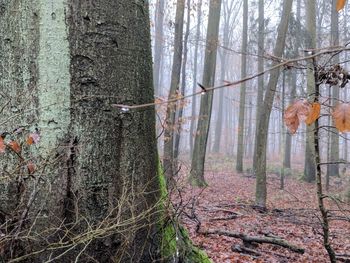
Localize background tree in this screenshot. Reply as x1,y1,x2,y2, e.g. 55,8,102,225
174,0,191,169
153,0,165,95
190,0,222,186
236,0,248,172
163,0,185,181
255,0,293,208
189,0,203,155
253,0,265,175
303,0,317,183
327,0,340,180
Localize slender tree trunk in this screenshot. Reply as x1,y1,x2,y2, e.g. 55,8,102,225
189,0,203,156
284,70,297,169
174,0,191,168
190,0,222,186
284,0,300,170
163,0,185,181
213,0,234,153
236,0,248,172
153,0,165,95
255,0,293,208
312,57,337,263
328,0,340,179
303,0,317,183
0,1,159,262
253,0,264,174
212,51,226,153
281,70,286,189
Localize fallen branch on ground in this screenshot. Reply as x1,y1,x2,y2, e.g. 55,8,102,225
200,229,305,254
231,244,261,257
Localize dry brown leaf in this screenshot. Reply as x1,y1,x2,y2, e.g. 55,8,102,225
332,103,350,132
305,102,321,125
26,136,34,145
27,161,36,174
284,100,311,134
8,141,21,153
0,137,5,153
26,133,40,145
336,0,346,11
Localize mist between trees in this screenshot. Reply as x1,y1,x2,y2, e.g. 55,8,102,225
0,0,350,262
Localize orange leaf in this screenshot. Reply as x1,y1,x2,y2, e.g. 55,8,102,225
305,102,321,125
336,0,346,11
0,137,5,153
27,161,36,174
26,133,40,145
332,103,350,132
26,136,34,145
284,100,311,134
8,141,21,153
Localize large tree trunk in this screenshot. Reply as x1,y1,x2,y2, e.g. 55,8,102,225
303,0,317,183
236,0,248,172
190,0,222,186
255,0,293,208
163,0,185,182
0,1,159,262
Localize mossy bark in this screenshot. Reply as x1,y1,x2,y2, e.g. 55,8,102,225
158,161,211,263
0,1,159,262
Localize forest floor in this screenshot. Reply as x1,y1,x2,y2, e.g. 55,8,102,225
172,156,350,263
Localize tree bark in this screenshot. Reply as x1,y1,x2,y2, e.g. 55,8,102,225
190,0,222,186
0,1,159,262
189,0,203,156
236,0,248,172
213,0,235,154
303,0,317,183
174,0,191,168
252,0,265,174
255,0,293,208
284,70,297,169
327,0,340,179
163,0,185,182
153,0,165,95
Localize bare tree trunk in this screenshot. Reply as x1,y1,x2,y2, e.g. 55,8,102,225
163,0,185,181
0,1,159,262
189,0,203,156
327,0,340,179
190,0,222,186
255,0,293,208
284,70,297,169
253,0,264,174
280,70,286,189
213,0,235,153
312,57,337,263
153,0,165,95
284,0,301,169
174,0,191,168
303,0,317,183
236,0,248,172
